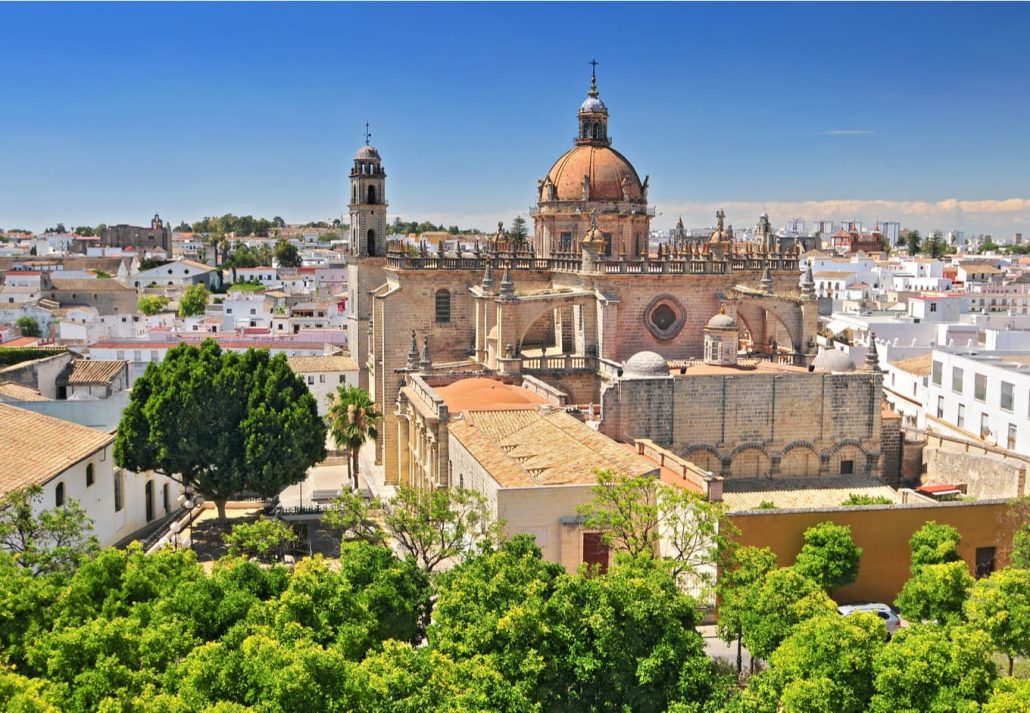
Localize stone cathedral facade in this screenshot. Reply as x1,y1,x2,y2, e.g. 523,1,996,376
346,72,890,488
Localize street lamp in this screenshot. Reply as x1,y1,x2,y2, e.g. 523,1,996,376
169,520,181,551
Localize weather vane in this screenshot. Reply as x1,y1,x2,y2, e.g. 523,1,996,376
364,121,371,146
590,58,599,81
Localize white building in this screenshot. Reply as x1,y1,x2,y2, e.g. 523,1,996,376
926,349,1030,455
0,403,183,549
286,354,359,415
128,259,218,291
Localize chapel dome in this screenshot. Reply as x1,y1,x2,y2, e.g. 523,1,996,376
355,145,380,160
623,350,669,378
580,95,607,113
812,349,856,373
706,311,737,330
544,145,643,202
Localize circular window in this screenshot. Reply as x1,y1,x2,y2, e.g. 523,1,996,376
643,295,686,341
651,304,676,331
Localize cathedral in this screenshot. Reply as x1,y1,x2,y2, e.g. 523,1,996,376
345,70,887,489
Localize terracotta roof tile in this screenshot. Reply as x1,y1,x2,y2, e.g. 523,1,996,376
0,403,113,495
721,476,898,511
60,360,127,385
451,409,657,487
0,381,49,401
286,355,358,372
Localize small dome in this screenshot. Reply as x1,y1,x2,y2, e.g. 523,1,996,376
706,312,737,330
812,349,856,373
355,145,380,160
623,351,669,378
580,96,607,113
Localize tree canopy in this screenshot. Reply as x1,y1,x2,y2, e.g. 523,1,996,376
178,284,209,318
793,522,863,590
274,237,302,268
137,295,170,316
16,315,41,337
114,340,326,518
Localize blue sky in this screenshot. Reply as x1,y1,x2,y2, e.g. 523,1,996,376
2,2,1029,236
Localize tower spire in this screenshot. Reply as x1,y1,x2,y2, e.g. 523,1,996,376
589,59,599,96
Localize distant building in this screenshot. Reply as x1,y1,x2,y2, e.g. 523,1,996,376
876,221,901,247
97,214,171,254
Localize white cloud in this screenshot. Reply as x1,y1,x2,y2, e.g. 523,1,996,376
654,198,1030,236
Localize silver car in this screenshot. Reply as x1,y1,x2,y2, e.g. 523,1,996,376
837,603,902,638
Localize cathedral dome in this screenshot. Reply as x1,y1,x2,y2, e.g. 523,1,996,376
355,145,380,160
623,351,669,378
812,349,856,373
545,145,643,202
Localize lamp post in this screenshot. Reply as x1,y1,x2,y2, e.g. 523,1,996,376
169,520,181,551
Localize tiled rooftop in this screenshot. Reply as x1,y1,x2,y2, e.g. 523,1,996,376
0,403,113,495
721,475,899,512
285,355,358,373
60,360,127,385
450,408,658,488
0,381,49,402
890,353,933,376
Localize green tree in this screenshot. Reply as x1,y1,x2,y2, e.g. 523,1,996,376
114,341,326,519
731,612,886,713
325,385,381,490
909,520,962,571
1012,524,1030,569
578,469,736,593
274,237,302,268
223,517,299,563
895,561,973,624
741,567,838,661
72,226,94,237
507,215,528,247
869,624,996,713
137,295,170,316
0,486,99,575
984,678,1030,713
965,567,1030,675
15,316,41,337
923,231,946,258
905,229,921,255
979,240,1001,254
178,284,209,317
793,522,863,590
717,546,779,674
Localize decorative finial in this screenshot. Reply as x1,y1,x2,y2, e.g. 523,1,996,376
364,121,371,146
866,332,881,373
589,59,599,97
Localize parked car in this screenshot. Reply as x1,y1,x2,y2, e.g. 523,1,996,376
837,603,902,638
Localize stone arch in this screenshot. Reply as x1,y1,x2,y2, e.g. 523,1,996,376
732,295,805,357
367,185,377,204
778,441,822,478
730,446,771,478
516,303,560,351
827,440,868,477
683,446,722,475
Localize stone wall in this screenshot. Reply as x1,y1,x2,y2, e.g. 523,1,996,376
924,445,1028,500
880,411,902,487
600,370,883,479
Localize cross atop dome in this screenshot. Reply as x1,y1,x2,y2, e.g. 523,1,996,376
577,60,609,146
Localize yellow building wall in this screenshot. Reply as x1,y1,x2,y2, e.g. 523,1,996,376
729,501,1021,605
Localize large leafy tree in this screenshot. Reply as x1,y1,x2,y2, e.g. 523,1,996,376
909,520,962,571
740,567,838,661
326,486,500,576
577,469,735,593
793,521,863,591
178,283,209,317
115,340,326,519
730,612,886,713
137,295,170,315
1013,524,1030,569
868,625,996,713
326,385,381,490
274,236,302,268
0,485,99,575
717,546,779,674
895,560,973,625
15,315,41,337
964,567,1030,675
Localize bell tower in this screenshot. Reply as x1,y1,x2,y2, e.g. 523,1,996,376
348,123,387,257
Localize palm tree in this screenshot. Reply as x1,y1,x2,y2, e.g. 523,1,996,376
326,385,381,491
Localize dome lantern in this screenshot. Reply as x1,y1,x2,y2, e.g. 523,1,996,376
577,60,610,147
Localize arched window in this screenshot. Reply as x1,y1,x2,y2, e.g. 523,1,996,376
145,481,154,522
581,121,589,139
55,482,65,508
86,463,94,487
366,229,376,256
435,289,451,324
352,185,356,203
367,185,377,204
592,122,600,140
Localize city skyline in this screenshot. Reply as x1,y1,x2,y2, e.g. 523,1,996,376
2,2,1029,236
